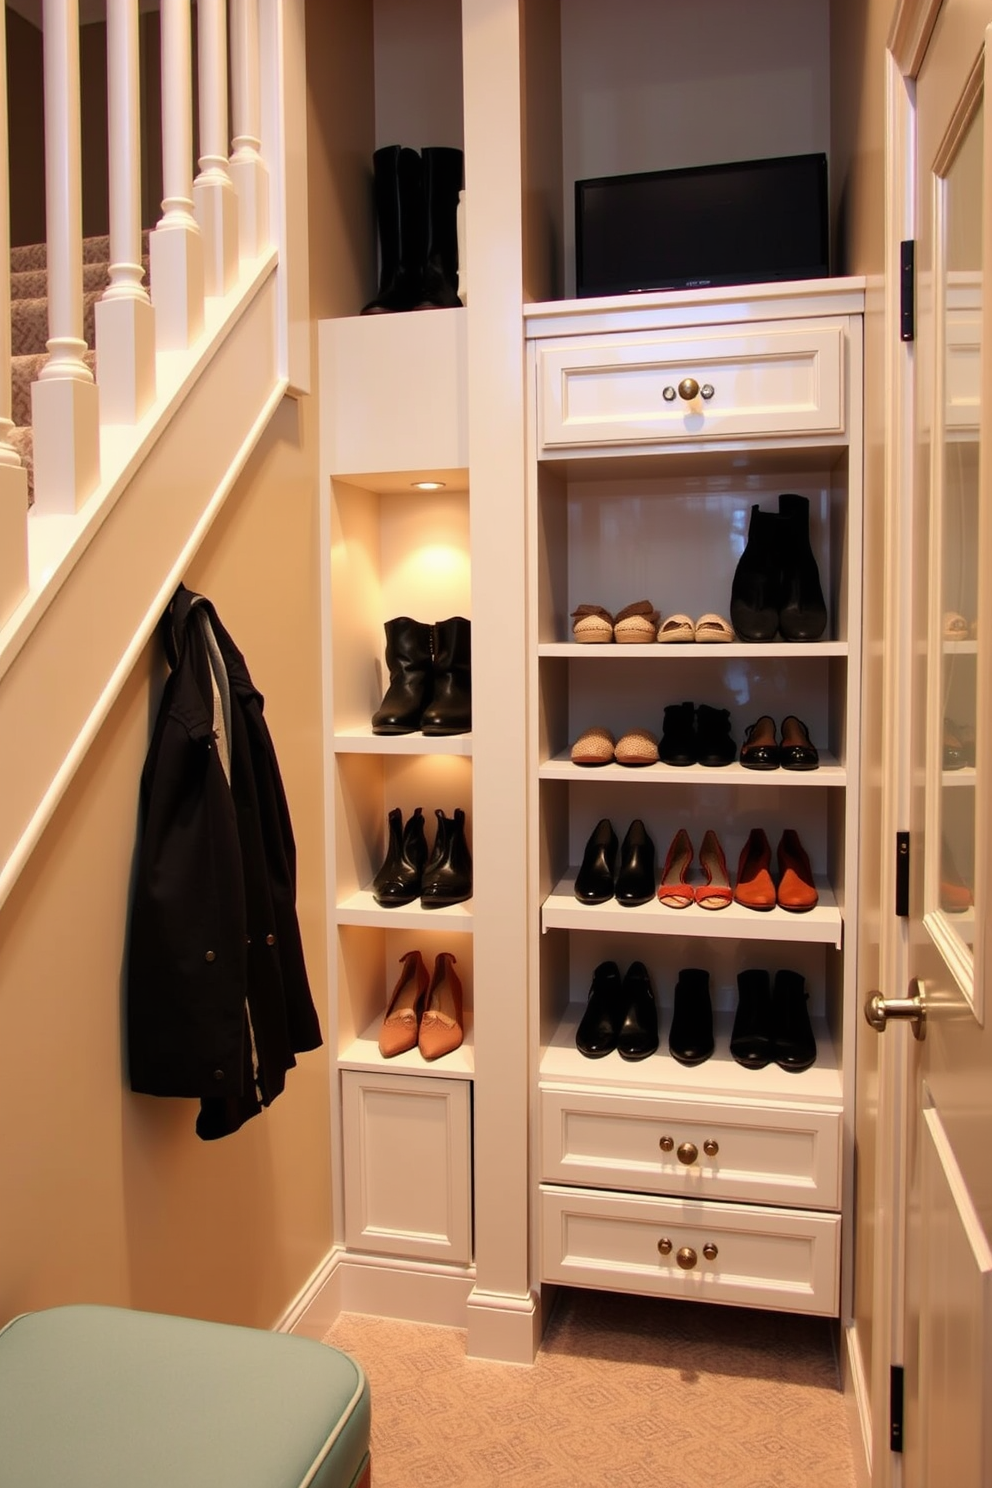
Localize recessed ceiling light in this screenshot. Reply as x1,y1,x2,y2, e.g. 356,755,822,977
411,480,446,490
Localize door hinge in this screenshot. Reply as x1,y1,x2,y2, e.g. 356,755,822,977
895,832,910,917
890,1364,905,1452
900,241,915,341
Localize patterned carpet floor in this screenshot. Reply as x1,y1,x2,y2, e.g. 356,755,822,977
324,1287,860,1488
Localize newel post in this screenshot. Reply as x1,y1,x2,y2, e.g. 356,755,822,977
149,0,204,349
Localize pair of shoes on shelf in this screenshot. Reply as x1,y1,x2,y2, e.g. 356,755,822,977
660,700,735,766
730,494,828,641
731,969,817,1072
943,610,975,641
739,714,819,771
571,727,659,767
571,599,660,644
371,616,471,736
361,145,463,313
943,716,975,770
657,612,734,644
734,828,818,912
657,828,732,910
575,960,658,1060
372,806,473,909
574,818,656,907
379,950,464,1060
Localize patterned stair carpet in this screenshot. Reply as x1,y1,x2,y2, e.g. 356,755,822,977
324,1288,860,1488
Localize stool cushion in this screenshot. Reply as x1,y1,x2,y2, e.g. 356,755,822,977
0,1304,370,1488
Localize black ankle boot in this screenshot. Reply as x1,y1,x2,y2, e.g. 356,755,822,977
771,968,817,1071
658,700,696,766
372,806,428,906
417,147,463,309
574,818,619,904
421,616,471,734
615,819,656,906
617,961,659,1061
730,969,772,1069
695,704,736,766
668,967,714,1066
778,494,828,641
421,807,473,908
730,505,782,641
371,617,433,734
362,146,425,314
575,960,624,1058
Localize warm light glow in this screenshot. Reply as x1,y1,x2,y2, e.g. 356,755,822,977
411,480,446,490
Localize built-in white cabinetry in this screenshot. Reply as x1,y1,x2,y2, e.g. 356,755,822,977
526,282,864,1318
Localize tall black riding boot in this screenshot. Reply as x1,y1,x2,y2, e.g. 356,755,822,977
730,505,783,641
362,145,425,314
371,617,433,734
421,807,473,908
421,616,471,735
778,493,828,641
372,806,429,906
417,147,463,309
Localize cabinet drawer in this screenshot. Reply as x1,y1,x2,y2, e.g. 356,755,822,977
540,1088,842,1210
537,320,845,452
540,1184,840,1316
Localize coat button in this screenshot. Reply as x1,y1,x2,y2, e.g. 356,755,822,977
205,950,216,962
213,1069,224,1081
265,933,276,946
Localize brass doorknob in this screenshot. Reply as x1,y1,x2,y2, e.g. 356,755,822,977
659,1135,675,1152
677,1142,698,1165
864,978,926,1040
657,1237,673,1256
703,1139,719,1157
676,1247,698,1270
678,377,700,401
703,1242,719,1261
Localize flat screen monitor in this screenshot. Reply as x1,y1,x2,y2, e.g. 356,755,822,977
575,152,830,298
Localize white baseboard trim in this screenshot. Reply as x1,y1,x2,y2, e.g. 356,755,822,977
466,1286,541,1364
273,1249,343,1338
844,1322,873,1488
274,1246,477,1339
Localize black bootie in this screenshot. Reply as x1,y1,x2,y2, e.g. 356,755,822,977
371,617,433,734
372,806,428,906
421,616,471,735
778,494,828,641
669,967,714,1066
421,808,473,908
730,505,782,641
730,969,772,1069
362,145,425,314
417,147,463,309
771,968,817,1071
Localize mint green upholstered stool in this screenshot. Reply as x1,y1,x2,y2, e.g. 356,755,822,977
0,1304,371,1488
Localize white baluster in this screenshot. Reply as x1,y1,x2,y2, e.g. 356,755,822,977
95,0,156,423
31,0,100,514
0,0,28,622
230,0,269,256
194,0,239,295
149,0,204,349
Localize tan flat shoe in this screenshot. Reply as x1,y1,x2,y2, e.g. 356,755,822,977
656,613,695,643
571,727,616,766
695,612,734,644
571,604,614,643
614,728,659,766
378,950,430,1057
419,952,464,1061
614,599,660,643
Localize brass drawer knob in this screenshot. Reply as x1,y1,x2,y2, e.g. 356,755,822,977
657,1237,673,1256
676,1246,698,1270
659,1135,674,1152
703,1242,719,1261
676,1141,698,1165
703,1139,719,1157
677,377,700,401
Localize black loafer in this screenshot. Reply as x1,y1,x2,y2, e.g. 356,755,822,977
575,961,623,1057
668,967,714,1066
779,715,819,771
616,819,656,906
730,969,773,1069
739,715,780,770
617,961,659,1060
574,818,618,904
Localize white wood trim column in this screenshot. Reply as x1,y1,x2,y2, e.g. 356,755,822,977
0,0,28,623
149,0,204,349
194,0,239,296
230,0,270,256
95,0,156,423
31,0,100,515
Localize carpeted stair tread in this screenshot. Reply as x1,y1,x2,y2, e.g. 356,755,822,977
8,425,34,506
12,260,110,300
9,230,150,274
12,289,102,358
12,349,97,429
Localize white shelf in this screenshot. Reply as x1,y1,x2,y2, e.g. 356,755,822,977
538,641,849,660
942,766,976,786
943,639,977,655
540,1004,843,1106
340,1017,475,1079
337,888,474,933
543,873,843,947
540,753,845,786
334,728,473,757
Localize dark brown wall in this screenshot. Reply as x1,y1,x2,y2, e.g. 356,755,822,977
6,10,46,247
